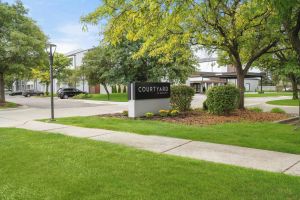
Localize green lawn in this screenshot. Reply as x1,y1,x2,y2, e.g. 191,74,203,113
81,93,128,102
267,99,299,106
0,101,18,109
51,117,300,154
1,128,300,200
245,92,292,97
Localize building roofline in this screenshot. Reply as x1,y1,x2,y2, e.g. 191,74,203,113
65,47,95,56
198,57,218,63
191,71,266,79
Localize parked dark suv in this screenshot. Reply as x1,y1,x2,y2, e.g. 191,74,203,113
22,90,44,97
9,91,23,96
57,88,87,99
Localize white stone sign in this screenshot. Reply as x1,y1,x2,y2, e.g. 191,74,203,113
128,82,171,118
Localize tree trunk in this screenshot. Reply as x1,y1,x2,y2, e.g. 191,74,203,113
289,31,300,64
290,74,299,100
237,72,245,109
284,10,300,64
0,72,5,103
45,83,49,95
102,83,110,100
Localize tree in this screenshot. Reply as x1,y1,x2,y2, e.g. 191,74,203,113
0,1,47,103
82,0,280,109
270,0,300,63
4,74,16,91
4,67,31,91
31,66,50,94
256,48,300,99
117,85,121,93
31,53,71,95
53,53,72,84
82,40,195,99
104,39,195,84
82,46,115,100
123,86,127,93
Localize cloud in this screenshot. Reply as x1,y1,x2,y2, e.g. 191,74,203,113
51,23,102,53
4,0,102,54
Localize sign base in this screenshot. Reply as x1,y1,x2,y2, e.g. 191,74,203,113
128,99,171,118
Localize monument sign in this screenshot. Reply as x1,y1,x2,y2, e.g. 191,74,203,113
128,82,171,118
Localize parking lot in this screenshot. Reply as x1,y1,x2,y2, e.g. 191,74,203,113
6,95,102,109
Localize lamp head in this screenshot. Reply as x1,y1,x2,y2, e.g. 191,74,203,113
46,43,57,56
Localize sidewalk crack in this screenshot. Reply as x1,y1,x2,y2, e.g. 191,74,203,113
88,132,112,138
282,160,300,173
45,127,68,132
161,140,193,153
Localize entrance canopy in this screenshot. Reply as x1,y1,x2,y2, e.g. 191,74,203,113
191,72,266,79
191,71,266,92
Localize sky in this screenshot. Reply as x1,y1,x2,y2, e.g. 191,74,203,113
4,0,102,53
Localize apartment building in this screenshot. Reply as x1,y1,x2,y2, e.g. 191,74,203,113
12,48,265,94
187,54,264,93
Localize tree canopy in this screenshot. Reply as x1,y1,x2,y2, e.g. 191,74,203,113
31,53,72,94
82,40,195,90
270,0,300,63
0,1,47,102
82,0,281,108
256,44,300,99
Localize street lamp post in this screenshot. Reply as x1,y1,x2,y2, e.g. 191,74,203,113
47,43,57,121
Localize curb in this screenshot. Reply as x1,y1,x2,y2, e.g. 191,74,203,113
0,105,28,112
274,117,299,124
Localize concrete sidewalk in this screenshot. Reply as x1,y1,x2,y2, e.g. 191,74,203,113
16,121,300,176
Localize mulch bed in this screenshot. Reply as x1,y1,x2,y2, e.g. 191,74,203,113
100,109,291,126
156,109,290,125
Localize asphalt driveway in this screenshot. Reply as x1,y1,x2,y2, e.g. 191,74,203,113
0,95,127,127
6,95,101,109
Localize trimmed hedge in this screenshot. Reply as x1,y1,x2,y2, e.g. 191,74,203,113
111,86,117,93
123,86,127,93
171,85,195,112
117,85,122,93
206,85,239,115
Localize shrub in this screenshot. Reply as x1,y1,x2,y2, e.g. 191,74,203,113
202,100,208,111
171,85,195,112
122,110,128,116
111,86,114,93
248,107,263,113
206,85,239,115
123,86,127,93
73,93,92,99
117,85,122,93
170,109,179,117
270,108,286,114
145,112,154,118
258,90,265,94
111,85,117,93
159,110,169,117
